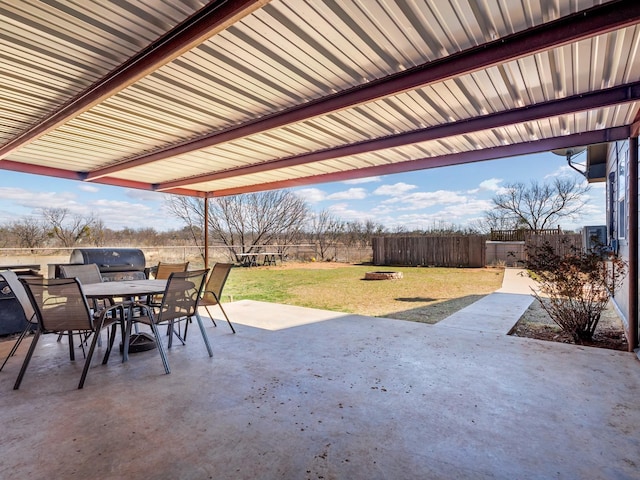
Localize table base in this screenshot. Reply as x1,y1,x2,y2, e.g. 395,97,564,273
119,333,156,353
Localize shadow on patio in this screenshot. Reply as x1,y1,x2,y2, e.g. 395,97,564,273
1,299,638,479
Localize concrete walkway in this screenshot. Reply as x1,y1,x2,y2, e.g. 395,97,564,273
436,268,536,334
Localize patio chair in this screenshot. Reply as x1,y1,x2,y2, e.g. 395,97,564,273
148,261,190,307
153,261,189,280
59,263,104,284
198,263,236,334
58,263,110,345
0,270,37,372
13,277,125,390
126,269,211,374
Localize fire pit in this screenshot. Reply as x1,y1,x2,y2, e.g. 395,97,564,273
364,271,403,280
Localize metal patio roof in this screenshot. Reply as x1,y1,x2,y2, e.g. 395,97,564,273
1,0,640,198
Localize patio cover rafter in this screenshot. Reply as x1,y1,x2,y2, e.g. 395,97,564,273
0,160,204,197
155,81,640,190
209,125,631,197
0,0,266,161
85,0,640,182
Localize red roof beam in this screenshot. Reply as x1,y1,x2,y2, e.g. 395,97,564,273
156,81,640,190
0,160,203,197
209,126,631,197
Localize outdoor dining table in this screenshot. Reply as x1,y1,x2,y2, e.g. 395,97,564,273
82,279,167,361
237,252,280,267
82,279,167,299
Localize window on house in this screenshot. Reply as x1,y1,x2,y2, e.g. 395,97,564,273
618,151,627,239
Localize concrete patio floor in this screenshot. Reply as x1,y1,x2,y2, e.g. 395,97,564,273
1,292,639,479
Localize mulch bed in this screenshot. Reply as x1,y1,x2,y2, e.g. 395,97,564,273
510,298,629,351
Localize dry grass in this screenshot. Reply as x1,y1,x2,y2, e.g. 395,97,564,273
225,262,504,324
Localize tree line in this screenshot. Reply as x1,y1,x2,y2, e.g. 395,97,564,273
0,177,589,260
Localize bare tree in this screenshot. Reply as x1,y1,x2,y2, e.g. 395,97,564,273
10,217,47,250
89,219,108,246
166,191,309,260
40,208,97,247
474,208,519,233
344,219,386,248
165,196,206,257
489,177,590,232
307,210,345,260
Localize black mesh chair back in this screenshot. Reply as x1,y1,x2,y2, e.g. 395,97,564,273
57,263,110,344
201,263,235,333
25,277,93,332
128,269,211,374
157,269,206,323
59,263,104,284
14,277,123,389
148,262,190,305
154,261,189,280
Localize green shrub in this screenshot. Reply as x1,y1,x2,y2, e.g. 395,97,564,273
526,241,627,342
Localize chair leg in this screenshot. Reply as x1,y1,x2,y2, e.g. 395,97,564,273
13,329,41,390
184,316,191,340
194,312,213,357
204,306,218,328
216,300,236,334
78,323,102,389
170,320,187,346
149,321,170,374
102,312,121,365
0,324,31,372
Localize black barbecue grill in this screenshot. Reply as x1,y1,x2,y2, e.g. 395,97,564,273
68,248,148,281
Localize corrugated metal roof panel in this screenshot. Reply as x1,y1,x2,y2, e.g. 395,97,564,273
0,0,207,146
180,104,638,191
2,0,639,197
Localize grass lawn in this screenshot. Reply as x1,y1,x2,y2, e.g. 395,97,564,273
224,263,504,324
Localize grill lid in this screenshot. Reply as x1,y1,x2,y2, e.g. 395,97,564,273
69,248,146,272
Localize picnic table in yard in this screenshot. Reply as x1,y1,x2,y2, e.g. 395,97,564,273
237,252,281,267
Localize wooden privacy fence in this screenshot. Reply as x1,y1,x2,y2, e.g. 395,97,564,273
372,235,485,267
490,227,562,242
524,233,582,257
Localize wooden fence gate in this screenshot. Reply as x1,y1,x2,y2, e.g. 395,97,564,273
524,233,582,257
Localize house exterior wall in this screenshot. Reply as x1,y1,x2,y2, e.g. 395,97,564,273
606,140,631,330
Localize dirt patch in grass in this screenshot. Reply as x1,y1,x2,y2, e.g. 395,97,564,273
510,298,629,351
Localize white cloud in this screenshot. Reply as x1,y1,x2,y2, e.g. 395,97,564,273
125,189,166,202
326,203,374,221
296,188,326,203
478,178,503,191
327,188,367,200
0,187,77,210
381,190,468,210
438,199,493,217
544,165,586,179
78,184,99,193
373,182,417,196
343,176,381,185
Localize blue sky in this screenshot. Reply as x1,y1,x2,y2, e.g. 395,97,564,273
0,151,604,232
